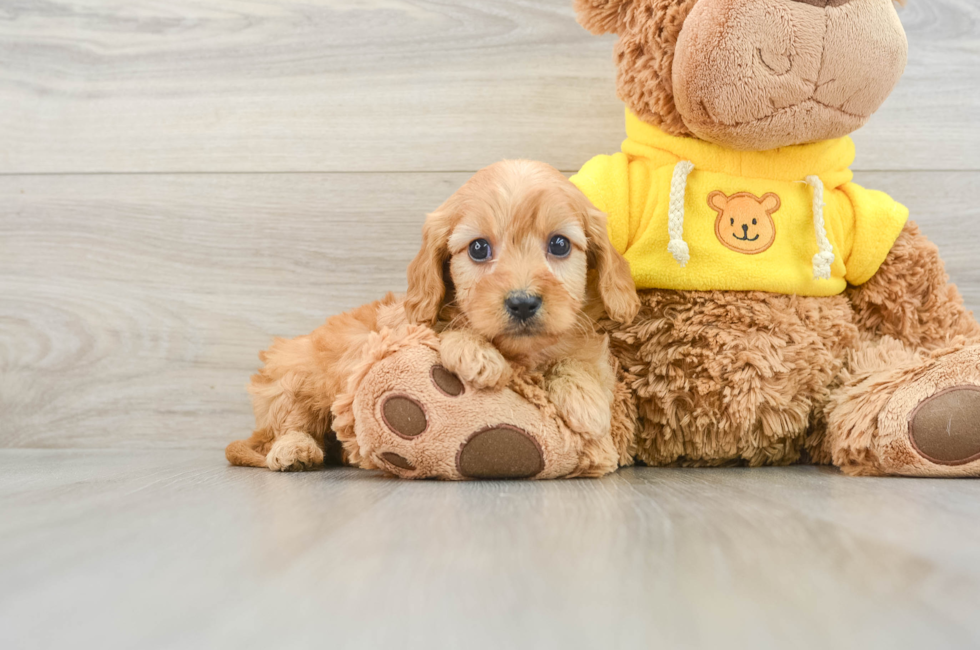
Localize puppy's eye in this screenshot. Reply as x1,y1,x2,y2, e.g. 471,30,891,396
468,239,492,262
548,235,571,258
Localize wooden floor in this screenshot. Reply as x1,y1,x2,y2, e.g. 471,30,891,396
1,450,979,649
2,1,980,648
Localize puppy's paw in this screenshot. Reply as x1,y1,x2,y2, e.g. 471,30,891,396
548,377,612,439
440,331,512,390
266,432,324,472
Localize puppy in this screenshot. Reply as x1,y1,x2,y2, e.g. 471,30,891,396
226,160,639,472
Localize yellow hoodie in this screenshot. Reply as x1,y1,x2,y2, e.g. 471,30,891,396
571,110,909,296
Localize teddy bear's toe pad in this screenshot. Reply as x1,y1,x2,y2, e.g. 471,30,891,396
380,452,416,470
431,365,465,397
381,395,428,438
909,386,980,466
456,426,545,479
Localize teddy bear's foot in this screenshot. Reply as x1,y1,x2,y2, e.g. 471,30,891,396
908,386,980,467
830,344,980,477
333,330,618,480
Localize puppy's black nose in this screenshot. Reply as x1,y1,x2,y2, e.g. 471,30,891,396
505,292,543,322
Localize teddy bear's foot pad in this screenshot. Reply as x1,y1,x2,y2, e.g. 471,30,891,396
379,451,416,470
909,386,980,466
378,390,547,477
343,340,589,480
381,395,428,439
456,426,545,479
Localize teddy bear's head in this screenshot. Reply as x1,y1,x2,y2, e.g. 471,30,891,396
574,0,908,150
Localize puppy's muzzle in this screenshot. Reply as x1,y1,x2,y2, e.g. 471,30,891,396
505,291,543,324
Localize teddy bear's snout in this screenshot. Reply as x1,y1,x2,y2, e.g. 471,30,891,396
672,0,908,150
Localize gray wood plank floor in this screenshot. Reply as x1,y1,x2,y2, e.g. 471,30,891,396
2,1,980,647
2,450,980,650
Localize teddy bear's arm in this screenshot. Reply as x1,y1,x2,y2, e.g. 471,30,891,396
847,221,980,349
570,152,635,256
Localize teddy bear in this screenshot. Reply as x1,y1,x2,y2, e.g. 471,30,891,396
567,0,980,476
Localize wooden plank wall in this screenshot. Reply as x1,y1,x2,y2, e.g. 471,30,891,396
2,0,978,450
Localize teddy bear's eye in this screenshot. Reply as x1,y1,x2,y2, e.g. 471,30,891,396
752,219,757,225
731,218,735,226
468,239,492,262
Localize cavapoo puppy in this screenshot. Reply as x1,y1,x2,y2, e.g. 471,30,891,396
226,160,639,472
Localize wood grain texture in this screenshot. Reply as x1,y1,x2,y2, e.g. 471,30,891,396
1,450,979,650
2,3,979,645
1,171,978,450
0,172,459,449
0,0,977,174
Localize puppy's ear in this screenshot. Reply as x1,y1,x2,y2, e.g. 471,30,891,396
584,205,639,325
405,203,455,325
573,0,633,35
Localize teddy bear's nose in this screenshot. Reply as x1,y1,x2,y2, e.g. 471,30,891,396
742,224,750,235
789,0,855,7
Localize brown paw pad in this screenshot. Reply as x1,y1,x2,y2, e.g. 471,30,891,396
381,395,428,439
456,425,544,480
379,452,416,471
431,365,464,397
909,386,980,466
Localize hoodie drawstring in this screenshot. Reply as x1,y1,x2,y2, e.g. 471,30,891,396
805,175,835,280
667,163,835,280
667,160,695,267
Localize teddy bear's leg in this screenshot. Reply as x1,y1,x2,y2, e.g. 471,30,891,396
825,339,980,477
331,327,620,480
825,222,980,476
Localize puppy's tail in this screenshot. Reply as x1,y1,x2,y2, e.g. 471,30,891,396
225,429,274,468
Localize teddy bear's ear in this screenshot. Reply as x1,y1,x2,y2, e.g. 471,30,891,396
760,193,781,214
573,0,633,35
707,191,729,214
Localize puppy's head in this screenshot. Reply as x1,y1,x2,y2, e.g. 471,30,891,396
405,160,638,356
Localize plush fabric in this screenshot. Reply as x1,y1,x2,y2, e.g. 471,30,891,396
573,0,980,477
594,224,980,474
846,222,980,349
330,324,631,480
574,0,908,150
826,340,980,477
571,111,908,294
603,288,856,466
673,0,908,150
574,0,701,137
